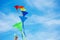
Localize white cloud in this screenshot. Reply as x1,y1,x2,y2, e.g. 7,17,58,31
26,0,56,11
25,31,60,40
25,14,60,30
25,0,60,26
25,14,60,25
0,12,21,32
25,15,49,25
20,1,60,39
45,20,60,26
0,20,11,32
25,0,59,25
18,28,60,40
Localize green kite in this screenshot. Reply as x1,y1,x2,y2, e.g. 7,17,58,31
13,22,22,31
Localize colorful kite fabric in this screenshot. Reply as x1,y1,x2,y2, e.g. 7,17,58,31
20,8,26,11
21,11,28,16
19,16,27,22
14,5,26,11
19,6,24,8
13,22,22,31
14,5,19,10
19,6,26,11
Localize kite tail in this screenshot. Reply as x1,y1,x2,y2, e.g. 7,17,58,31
22,22,27,40
21,31,27,40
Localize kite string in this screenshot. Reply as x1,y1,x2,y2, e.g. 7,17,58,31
22,22,27,40
21,31,27,40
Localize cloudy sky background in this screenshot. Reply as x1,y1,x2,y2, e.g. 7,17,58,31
0,0,60,40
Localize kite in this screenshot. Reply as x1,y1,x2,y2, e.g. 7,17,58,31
20,8,26,11
21,11,28,16
19,16,27,22
19,6,26,11
14,5,26,11
13,22,22,31
13,5,28,40
14,5,19,10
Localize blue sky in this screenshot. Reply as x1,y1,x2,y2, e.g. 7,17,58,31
0,0,60,40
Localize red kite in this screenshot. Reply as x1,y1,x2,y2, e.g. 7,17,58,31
19,6,24,8
14,5,19,10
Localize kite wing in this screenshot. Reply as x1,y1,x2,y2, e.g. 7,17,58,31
19,6,26,11
21,11,28,16
14,5,26,11
13,22,22,31
19,16,27,22
14,5,19,10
